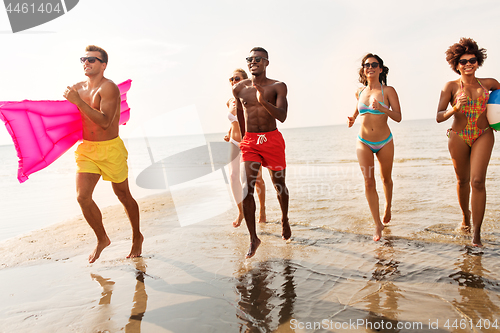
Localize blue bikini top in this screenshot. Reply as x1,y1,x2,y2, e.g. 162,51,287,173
358,85,387,115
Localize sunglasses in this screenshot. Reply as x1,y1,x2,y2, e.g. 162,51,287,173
458,57,477,65
80,56,104,64
363,62,379,69
229,76,241,82
246,56,267,63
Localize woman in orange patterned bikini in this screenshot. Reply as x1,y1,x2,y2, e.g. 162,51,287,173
437,38,500,247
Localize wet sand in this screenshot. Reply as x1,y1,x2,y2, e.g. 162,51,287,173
1,191,500,333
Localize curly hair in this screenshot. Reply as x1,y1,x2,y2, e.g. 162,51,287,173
445,37,487,75
358,53,389,86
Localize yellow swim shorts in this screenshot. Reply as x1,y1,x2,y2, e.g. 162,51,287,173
75,136,129,183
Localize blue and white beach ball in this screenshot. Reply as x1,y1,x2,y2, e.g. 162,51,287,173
487,89,500,130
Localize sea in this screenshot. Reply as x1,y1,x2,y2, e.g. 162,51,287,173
1,118,500,245
2,118,500,331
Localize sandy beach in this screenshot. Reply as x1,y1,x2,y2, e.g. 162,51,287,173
1,185,500,333
3,0,500,331
1,122,500,332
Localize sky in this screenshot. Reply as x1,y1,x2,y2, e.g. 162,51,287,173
2,0,500,146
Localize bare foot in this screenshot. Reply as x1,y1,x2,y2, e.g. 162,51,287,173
232,213,244,228
460,210,471,232
282,218,292,240
259,206,266,223
373,224,384,242
383,208,391,225
460,225,471,232
89,237,111,263
245,238,261,259
127,233,144,259
472,231,483,247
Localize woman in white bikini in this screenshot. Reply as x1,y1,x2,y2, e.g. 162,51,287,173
225,68,266,227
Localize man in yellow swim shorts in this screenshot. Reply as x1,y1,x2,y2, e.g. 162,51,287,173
63,45,143,263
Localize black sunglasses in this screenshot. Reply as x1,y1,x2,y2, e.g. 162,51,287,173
80,56,104,64
363,62,379,69
229,76,241,82
246,56,267,63
458,57,477,65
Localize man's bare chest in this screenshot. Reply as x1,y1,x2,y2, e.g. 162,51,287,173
240,87,276,105
79,90,101,109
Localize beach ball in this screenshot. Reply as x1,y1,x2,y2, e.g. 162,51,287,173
487,89,500,130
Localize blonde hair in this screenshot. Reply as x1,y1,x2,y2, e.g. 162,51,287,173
233,68,248,79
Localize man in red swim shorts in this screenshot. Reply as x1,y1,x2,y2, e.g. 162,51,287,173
233,47,290,259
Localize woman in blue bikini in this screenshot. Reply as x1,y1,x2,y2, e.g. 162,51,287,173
348,53,402,241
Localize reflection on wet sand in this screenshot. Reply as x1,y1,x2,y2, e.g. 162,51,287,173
76,229,500,332
125,258,148,332
91,273,115,305
235,259,297,332
91,273,116,332
449,247,500,322
362,238,404,330
91,258,148,333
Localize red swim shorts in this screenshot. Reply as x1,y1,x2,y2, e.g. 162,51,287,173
239,129,286,171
